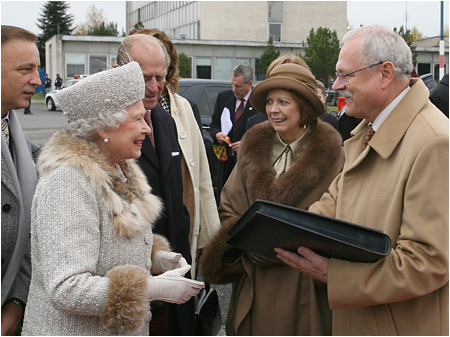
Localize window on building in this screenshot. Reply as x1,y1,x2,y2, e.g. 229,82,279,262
197,58,211,79
236,58,251,66
434,63,448,81
89,54,108,75
269,23,282,42
66,53,85,78
417,63,431,76
110,54,117,67
215,58,232,80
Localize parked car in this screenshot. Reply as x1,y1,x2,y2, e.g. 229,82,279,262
45,79,80,111
326,89,339,106
177,79,232,189
178,79,232,141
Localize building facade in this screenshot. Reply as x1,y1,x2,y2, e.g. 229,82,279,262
414,36,449,81
44,1,448,86
125,1,347,80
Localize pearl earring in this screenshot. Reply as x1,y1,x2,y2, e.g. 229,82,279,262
104,138,109,143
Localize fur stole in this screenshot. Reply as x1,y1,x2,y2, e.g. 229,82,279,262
37,128,163,239
239,120,343,206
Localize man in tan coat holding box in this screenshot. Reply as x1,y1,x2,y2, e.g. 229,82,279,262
276,25,449,335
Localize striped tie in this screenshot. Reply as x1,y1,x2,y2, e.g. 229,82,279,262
2,119,9,146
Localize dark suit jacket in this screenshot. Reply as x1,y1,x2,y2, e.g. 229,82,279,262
136,105,194,335
209,90,257,203
210,90,257,144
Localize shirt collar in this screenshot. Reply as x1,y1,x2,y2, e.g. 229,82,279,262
372,86,410,131
273,127,311,164
3,111,10,124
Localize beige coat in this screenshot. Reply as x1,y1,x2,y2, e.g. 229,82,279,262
167,91,220,275
201,120,344,335
310,78,449,335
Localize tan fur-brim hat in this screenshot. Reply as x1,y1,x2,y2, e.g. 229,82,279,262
250,63,323,115
58,62,145,122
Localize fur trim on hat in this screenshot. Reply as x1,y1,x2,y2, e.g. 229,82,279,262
37,128,162,239
101,265,150,334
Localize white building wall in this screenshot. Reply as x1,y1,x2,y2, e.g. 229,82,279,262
199,1,269,41
283,1,347,42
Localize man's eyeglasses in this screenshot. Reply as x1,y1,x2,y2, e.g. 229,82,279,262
335,61,383,83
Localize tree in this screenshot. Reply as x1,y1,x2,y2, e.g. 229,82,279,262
178,52,191,78
410,27,423,41
133,22,145,31
393,26,418,65
302,27,340,88
75,5,119,36
257,37,280,77
87,22,118,36
36,1,74,65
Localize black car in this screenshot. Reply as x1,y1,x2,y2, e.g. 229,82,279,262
178,79,232,141
177,79,232,188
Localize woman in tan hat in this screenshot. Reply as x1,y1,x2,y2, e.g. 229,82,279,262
200,62,344,335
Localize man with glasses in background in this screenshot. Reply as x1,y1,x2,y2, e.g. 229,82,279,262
276,25,448,335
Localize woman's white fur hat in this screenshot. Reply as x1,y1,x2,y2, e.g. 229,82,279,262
58,62,145,122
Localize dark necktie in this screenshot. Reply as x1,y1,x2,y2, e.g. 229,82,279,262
362,126,375,150
234,99,245,126
144,110,155,148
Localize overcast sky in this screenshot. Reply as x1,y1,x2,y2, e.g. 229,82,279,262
1,1,448,38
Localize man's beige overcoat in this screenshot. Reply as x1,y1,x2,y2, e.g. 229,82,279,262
310,78,449,335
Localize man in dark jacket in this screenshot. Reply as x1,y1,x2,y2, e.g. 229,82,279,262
210,64,258,203
116,34,194,335
54,74,62,89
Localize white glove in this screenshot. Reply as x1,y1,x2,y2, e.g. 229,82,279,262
151,250,188,274
147,265,204,304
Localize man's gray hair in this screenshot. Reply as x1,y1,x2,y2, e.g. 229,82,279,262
116,34,171,69
343,25,413,80
232,64,254,83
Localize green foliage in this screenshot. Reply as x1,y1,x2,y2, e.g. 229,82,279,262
257,37,280,77
303,27,340,88
37,1,74,65
393,26,418,65
134,22,145,30
87,21,119,36
178,52,191,78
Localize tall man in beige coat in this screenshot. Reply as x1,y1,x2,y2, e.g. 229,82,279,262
276,25,449,335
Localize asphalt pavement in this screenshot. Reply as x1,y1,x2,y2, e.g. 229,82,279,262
19,101,231,336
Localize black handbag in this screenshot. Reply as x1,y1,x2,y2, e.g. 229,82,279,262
194,283,221,336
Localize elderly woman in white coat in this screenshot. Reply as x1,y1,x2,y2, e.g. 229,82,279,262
21,62,204,336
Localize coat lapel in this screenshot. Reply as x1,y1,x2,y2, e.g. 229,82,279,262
151,106,172,178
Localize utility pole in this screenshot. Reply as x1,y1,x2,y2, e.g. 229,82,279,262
439,1,445,81
405,1,408,31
